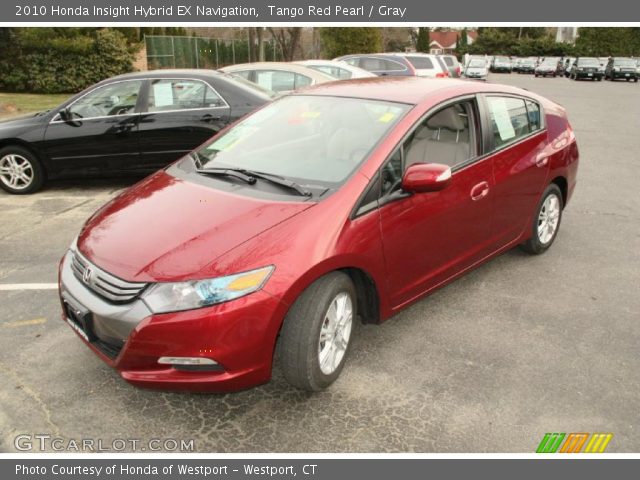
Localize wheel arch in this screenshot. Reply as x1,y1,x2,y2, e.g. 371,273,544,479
0,139,48,177
549,175,568,208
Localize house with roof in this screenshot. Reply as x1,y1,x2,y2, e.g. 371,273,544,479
429,30,478,54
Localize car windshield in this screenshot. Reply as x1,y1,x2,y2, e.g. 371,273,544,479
196,95,410,187
615,58,636,67
523,60,535,65
468,59,485,68
541,59,557,66
495,57,509,63
578,58,600,67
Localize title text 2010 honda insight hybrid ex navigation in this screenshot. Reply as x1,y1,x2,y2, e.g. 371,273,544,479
59,77,579,392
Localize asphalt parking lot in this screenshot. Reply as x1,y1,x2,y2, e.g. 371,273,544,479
1,74,639,453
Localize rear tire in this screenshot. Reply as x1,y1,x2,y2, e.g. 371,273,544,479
0,145,45,194
520,184,563,255
276,272,357,391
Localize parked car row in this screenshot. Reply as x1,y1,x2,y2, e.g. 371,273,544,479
0,54,470,194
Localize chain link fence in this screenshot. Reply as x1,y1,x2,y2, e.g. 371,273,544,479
145,35,283,70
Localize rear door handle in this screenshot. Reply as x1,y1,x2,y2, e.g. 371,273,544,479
470,181,490,201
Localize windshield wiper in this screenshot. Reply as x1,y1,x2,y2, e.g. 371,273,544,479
196,167,257,185
198,167,311,197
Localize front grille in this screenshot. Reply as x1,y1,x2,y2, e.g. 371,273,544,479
71,251,147,303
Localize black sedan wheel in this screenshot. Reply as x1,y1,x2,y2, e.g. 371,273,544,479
0,146,45,194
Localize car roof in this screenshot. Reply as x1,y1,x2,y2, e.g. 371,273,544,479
219,62,335,81
293,76,536,105
108,69,223,80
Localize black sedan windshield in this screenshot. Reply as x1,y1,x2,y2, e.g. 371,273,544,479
196,95,410,186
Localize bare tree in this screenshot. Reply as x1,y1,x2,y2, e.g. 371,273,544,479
268,27,302,61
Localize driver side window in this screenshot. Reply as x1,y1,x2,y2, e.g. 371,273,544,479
69,81,143,119
379,100,478,198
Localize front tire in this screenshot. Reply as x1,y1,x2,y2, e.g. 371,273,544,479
276,272,357,391
0,146,45,194
520,184,563,255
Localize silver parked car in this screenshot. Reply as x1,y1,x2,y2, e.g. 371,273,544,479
463,58,488,81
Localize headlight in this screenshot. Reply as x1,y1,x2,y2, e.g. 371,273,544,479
142,266,274,314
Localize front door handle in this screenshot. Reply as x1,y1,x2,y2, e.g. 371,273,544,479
115,122,136,132
536,153,549,167
201,114,222,123
470,181,490,201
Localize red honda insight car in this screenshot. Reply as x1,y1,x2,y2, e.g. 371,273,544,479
59,77,579,392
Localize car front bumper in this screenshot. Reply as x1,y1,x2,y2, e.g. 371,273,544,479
575,71,602,79
58,251,286,392
610,71,638,79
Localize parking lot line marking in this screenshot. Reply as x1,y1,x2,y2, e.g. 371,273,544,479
3,317,47,328
0,283,58,291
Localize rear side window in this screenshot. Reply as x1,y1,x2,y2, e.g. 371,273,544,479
360,57,407,72
486,96,542,149
253,70,310,92
148,79,224,112
442,57,454,67
312,65,352,79
525,100,541,132
406,56,434,69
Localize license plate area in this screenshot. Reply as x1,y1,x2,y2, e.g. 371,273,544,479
62,295,96,342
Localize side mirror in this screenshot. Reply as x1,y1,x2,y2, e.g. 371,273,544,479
401,163,452,193
58,107,71,122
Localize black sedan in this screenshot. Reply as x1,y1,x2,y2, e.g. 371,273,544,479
0,70,273,194
569,57,603,81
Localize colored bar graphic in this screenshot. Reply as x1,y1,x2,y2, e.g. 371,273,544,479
584,433,613,453
536,433,566,453
560,433,589,453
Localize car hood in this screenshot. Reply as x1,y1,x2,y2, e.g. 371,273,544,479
466,68,487,74
77,171,314,283
0,111,49,128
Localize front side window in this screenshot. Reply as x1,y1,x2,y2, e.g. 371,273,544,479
377,100,478,199
486,96,541,149
69,81,142,118
147,79,224,112
196,95,410,186
404,101,477,168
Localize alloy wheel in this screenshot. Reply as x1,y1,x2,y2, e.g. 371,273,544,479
0,154,34,191
318,292,353,375
537,193,561,244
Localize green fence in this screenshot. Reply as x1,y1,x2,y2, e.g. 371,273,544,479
145,35,283,70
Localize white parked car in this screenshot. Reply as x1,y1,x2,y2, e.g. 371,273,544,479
219,62,335,93
294,60,375,79
390,53,450,78
463,58,488,81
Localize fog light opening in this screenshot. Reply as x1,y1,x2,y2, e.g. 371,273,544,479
158,357,223,372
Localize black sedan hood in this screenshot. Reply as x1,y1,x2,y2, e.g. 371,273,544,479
0,111,50,127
